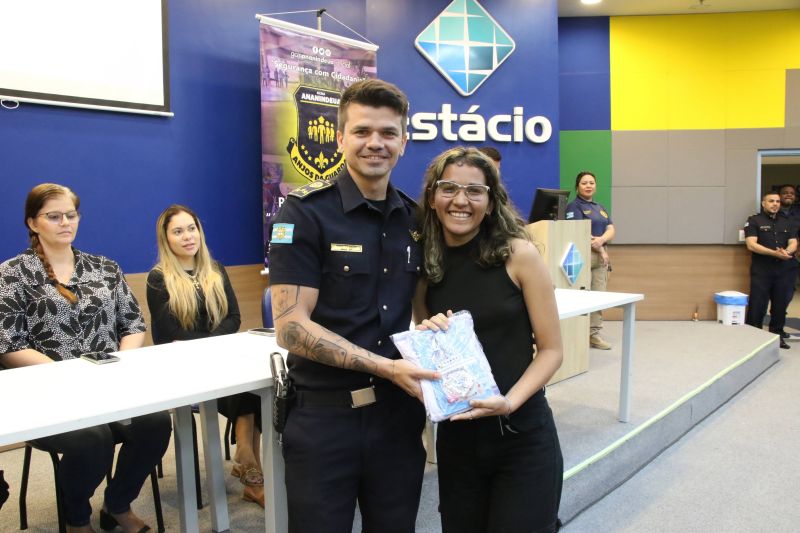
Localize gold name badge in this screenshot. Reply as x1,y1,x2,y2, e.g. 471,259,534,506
331,243,363,253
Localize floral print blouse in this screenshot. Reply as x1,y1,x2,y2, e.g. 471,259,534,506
0,248,146,361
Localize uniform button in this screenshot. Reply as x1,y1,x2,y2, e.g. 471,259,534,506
382,304,388,311
343,265,350,272
377,340,382,346
382,232,387,238
383,267,388,274
416,266,420,272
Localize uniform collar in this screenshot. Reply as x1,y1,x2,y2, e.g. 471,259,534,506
576,196,596,206
337,170,404,214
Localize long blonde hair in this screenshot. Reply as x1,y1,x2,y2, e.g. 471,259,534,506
152,205,228,330
24,183,80,304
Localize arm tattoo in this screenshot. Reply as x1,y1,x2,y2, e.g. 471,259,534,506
279,321,314,355
273,285,300,321
281,320,381,375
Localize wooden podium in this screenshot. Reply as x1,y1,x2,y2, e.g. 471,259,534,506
526,220,591,384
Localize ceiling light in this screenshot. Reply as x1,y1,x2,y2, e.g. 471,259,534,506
581,0,602,5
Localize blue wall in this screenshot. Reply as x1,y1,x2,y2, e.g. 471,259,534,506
0,0,558,272
558,17,610,131
0,0,365,273
368,0,560,215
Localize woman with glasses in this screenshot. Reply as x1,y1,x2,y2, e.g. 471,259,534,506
416,147,563,533
146,205,264,507
565,171,615,350
0,183,171,533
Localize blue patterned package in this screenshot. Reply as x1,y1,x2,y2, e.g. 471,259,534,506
391,311,501,422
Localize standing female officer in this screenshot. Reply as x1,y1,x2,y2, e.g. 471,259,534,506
565,171,616,350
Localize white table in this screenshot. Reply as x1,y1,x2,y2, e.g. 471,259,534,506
0,332,287,533
555,288,643,422
1,290,641,532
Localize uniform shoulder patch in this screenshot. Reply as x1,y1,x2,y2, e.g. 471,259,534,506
288,179,334,199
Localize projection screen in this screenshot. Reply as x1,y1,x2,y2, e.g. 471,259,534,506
0,0,171,116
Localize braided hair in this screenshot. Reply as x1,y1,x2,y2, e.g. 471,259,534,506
24,183,80,304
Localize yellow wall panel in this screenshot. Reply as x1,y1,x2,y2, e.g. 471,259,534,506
611,10,800,131
612,71,668,129
667,73,725,128
725,69,786,128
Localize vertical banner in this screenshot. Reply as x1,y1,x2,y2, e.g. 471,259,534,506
258,16,378,268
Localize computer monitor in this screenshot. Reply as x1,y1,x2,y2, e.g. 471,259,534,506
527,188,571,223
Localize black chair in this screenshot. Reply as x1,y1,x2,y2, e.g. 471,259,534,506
19,440,165,533
223,418,235,461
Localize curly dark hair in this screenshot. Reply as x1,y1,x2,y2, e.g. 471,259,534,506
419,147,529,283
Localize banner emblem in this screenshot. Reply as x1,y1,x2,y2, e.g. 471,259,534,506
286,85,346,182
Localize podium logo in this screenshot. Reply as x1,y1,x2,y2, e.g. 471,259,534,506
415,0,515,96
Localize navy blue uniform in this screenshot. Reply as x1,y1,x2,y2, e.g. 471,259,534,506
744,211,799,333
565,196,612,237
268,171,426,533
565,196,613,339
778,205,800,305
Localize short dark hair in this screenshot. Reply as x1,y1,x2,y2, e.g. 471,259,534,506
477,146,501,163
778,184,796,194
762,191,780,200
574,170,597,190
337,79,409,134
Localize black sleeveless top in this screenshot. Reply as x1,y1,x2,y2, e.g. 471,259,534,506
426,235,547,431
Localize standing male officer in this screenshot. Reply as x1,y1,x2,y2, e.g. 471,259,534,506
268,79,438,533
777,184,800,332
778,183,800,220
744,191,799,349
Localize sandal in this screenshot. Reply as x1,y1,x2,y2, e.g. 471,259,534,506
242,485,265,508
231,463,263,486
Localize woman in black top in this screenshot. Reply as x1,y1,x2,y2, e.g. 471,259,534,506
0,183,171,533
416,148,564,533
146,205,263,507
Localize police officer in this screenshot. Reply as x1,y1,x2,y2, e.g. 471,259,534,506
777,183,800,331
778,183,800,220
744,191,799,349
268,79,438,533
565,171,615,350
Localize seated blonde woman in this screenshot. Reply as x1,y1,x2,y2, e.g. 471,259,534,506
146,205,264,507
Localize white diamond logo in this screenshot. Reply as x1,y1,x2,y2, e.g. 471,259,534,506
414,0,515,96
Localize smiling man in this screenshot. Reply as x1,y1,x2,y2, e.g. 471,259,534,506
744,191,799,348
267,79,438,533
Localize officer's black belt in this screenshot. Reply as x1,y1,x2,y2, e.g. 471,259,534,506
295,384,388,408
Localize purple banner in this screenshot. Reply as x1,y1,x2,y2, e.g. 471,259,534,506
258,17,377,268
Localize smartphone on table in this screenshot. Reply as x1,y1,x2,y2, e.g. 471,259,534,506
248,327,276,336
80,351,120,364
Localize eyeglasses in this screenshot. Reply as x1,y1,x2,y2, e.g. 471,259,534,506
435,180,490,201
37,210,80,223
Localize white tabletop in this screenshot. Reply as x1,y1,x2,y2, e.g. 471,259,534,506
0,332,280,447
555,288,644,319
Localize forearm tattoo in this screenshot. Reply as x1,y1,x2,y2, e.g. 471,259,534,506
280,321,381,375
272,285,300,321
